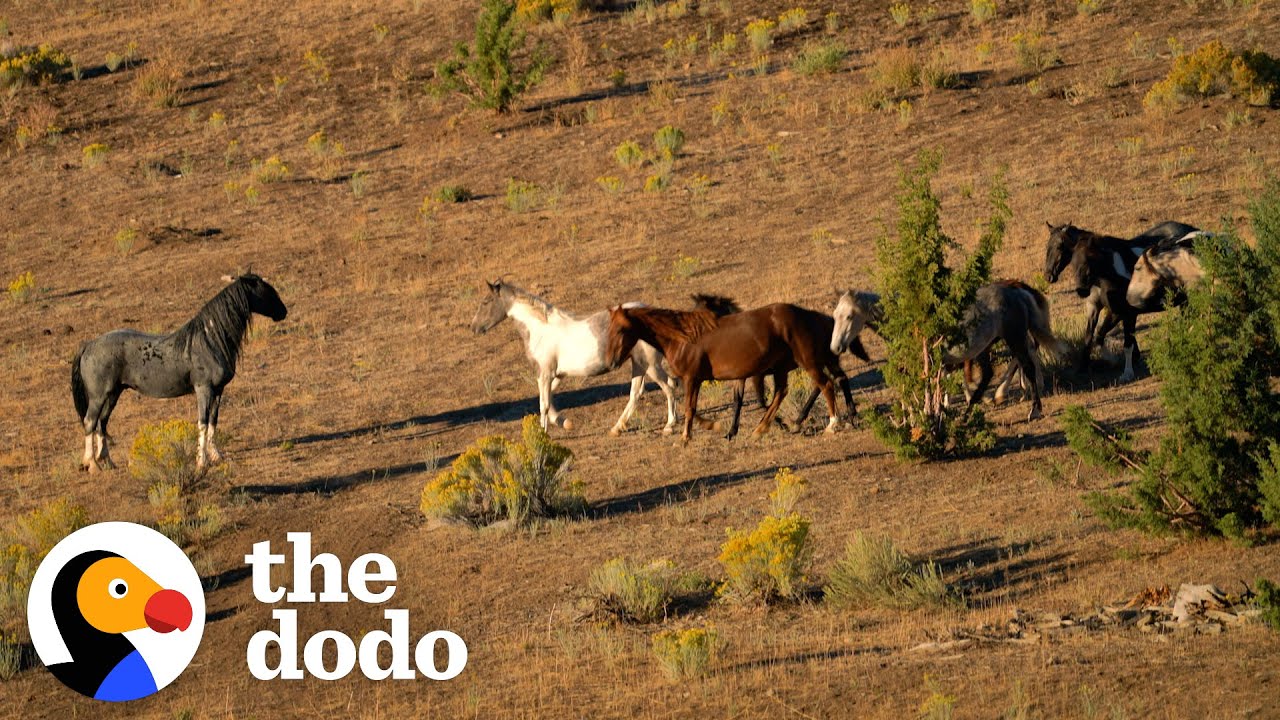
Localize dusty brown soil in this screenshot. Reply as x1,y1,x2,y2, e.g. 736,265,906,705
2,0,1279,718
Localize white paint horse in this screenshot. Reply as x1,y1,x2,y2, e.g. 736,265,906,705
470,280,678,435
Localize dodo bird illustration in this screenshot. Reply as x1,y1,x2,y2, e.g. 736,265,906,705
47,550,193,701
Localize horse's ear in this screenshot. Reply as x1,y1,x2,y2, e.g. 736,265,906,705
487,279,499,291
1045,221,1053,230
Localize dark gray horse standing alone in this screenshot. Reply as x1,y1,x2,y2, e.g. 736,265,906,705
71,274,287,472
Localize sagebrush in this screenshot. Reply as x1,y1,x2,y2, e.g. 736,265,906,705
420,416,584,527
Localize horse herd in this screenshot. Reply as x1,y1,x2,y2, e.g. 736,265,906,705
67,219,1210,471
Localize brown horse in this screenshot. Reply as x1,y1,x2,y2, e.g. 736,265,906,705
691,295,863,429
606,303,843,441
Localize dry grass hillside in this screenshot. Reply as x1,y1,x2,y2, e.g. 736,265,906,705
2,0,1279,717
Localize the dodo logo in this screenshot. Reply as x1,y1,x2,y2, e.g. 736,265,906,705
26,522,205,702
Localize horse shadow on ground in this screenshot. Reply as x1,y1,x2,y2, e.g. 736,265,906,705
231,454,459,499
721,645,894,674
930,536,1087,606
279,383,635,448
590,451,878,520
201,564,252,592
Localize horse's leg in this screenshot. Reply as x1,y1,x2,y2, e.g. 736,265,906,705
646,361,678,435
205,392,225,463
836,371,855,422
992,362,1020,405
792,387,820,431
195,386,214,471
725,381,745,439
536,370,552,430
681,377,701,444
546,372,572,430
1006,333,1043,420
967,352,994,415
1118,313,1139,383
808,367,839,434
96,388,122,469
80,393,107,473
1078,297,1104,370
753,370,789,436
751,376,768,408
611,358,645,436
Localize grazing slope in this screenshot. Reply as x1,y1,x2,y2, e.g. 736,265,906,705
1,1,1278,717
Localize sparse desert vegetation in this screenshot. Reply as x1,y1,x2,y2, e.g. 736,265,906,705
2,0,1280,716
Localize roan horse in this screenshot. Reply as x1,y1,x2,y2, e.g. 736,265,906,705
1125,231,1209,312
831,282,1063,420
71,274,288,472
471,281,686,435
607,303,844,441
1044,220,1197,380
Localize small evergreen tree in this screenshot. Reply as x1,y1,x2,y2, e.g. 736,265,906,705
433,0,551,113
1069,179,1280,539
867,150,1009,459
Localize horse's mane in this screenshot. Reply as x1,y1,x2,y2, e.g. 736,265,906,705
172,276,257,372
623,306,720,344
690,293,741,316
844,290,885,329
499,282,558,321
1152,231,1204,255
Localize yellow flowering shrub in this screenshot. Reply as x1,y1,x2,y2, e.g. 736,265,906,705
0,44,72,88
744,19,776,54
1,499,89,641
130,419,201,486
81,143,109,167
651,627,719,681
130,420,226,546
718,468,812,603
7,271,35,303
253,155,290,183
420,416,583,527
1145,40,1279,112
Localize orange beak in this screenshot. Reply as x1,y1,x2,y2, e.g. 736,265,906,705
144,588,192,633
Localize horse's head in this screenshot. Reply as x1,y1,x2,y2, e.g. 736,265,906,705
1044,222,1079,283
1125,250,1164,310
237,274,287,321
1066,241,1101,299
830,290,872,355
471,280,509,334
605,306,638,368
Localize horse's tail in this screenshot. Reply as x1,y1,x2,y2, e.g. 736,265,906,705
1023,289,1068,357
71,346,88,421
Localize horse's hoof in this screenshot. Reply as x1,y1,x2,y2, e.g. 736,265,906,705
608,427,622,437
661,426,675,436
1116,373,1135,384
560,418,575,431
1027,408,1044,421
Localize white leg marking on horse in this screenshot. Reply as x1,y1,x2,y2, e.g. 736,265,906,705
206,427,223,463
1118,346,1136,383
83,435,95,469
196,422,209,469
824,416,838,434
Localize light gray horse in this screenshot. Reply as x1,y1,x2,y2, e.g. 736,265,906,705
831,282,1063,419
71,274,287,472
1126,231,1209,311
470,280,678,435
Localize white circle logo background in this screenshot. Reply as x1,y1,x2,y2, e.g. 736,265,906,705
27,521,206,694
